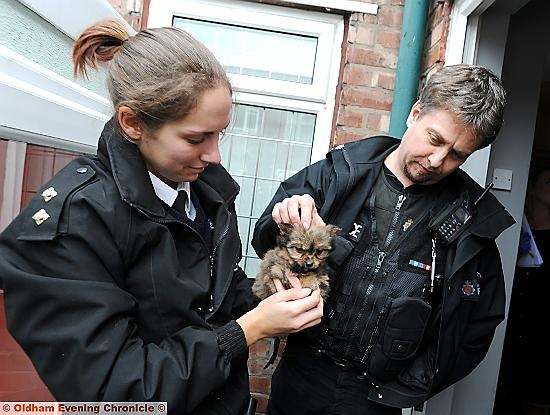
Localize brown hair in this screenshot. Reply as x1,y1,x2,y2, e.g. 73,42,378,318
72,20,232,132
418,64,506,149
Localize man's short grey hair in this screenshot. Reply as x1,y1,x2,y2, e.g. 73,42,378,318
418,64,506,149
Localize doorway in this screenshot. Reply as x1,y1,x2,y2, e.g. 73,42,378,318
493,81,550,415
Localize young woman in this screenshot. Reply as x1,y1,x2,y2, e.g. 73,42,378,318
0,20,322,414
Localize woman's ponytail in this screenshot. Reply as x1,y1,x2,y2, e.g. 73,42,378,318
72,20,130,79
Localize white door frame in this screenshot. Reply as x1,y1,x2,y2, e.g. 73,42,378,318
445,0,497,188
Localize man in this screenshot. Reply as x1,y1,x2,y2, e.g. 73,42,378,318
252,64,514,414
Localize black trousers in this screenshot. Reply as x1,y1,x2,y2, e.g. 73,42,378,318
266,346,401,415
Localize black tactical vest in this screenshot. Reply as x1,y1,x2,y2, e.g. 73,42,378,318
319,179,448,381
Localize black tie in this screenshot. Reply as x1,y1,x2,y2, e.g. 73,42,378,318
172,191,188,217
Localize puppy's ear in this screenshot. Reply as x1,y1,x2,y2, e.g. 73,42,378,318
326,224,342,237
277,223,294,244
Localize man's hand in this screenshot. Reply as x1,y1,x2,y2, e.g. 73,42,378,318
271,194,325,229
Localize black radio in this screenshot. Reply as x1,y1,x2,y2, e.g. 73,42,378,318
429,182,494,245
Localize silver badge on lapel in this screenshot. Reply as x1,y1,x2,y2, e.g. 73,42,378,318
32,209,50,225
41,187,58,202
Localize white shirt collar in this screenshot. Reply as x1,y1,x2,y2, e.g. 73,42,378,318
148,172,196,220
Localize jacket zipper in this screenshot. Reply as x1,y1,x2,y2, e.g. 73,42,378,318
360,306,387,364
207,212,231,313
130,201,232,313
346,193,405,362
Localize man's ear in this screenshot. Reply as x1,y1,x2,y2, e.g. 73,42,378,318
117,106,143,141
406,101,422,127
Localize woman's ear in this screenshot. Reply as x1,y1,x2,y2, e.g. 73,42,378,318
117,106,142,141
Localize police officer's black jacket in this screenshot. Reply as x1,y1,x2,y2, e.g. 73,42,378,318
252,136,515,408
0,120,255,414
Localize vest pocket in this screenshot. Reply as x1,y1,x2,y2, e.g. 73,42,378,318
368,297,432,381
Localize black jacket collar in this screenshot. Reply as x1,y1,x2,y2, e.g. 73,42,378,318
96,118,239,217
334,135,514,239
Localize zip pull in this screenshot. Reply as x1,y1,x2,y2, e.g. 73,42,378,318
430,237,437,293
374,251,386,273
209,255,215,279
396,194,407,211
208,293,214,312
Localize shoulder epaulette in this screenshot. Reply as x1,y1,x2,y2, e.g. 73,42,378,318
17,161,96,241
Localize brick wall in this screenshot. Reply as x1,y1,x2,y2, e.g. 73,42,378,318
421,0,453,84
334,0,405,146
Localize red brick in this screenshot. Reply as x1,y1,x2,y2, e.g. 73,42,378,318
249,376,271,394
430,20,445,48
253,394,269,414
377,7,403,28
344,64,373,87
248,358,277,376
367,112,382,130
423,45,444,69
348,46,384,67
342,87,393,111
355,26,375,45
378,72,395,90
249,338,271,357
338,108,364,128
377,30,401,49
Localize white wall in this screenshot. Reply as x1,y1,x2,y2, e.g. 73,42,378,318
0,0,131,152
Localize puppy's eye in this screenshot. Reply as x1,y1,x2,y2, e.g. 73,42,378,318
295,247,304,253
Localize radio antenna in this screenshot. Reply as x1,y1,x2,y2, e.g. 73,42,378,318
474,182,494,206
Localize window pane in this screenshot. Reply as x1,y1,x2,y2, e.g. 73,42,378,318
221,105,316,275
173,18,317,85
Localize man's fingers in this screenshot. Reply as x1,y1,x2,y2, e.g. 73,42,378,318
271,195,318,229
311,212,326,228
286,197,302,224
271,202,282,224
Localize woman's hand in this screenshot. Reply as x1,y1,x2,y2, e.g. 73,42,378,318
271,194,325,230
236,277,323,346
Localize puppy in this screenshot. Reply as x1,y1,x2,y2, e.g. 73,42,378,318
252,223,340,301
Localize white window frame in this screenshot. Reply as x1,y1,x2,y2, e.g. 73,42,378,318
147,0,345,162
273,0,377,14
0,45,111,153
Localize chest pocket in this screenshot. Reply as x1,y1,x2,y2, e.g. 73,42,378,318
398,215,448,279
17,162,96,241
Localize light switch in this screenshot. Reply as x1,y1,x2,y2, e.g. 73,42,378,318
492,168,513,191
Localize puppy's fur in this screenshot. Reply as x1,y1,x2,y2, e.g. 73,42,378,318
252,223,340,301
